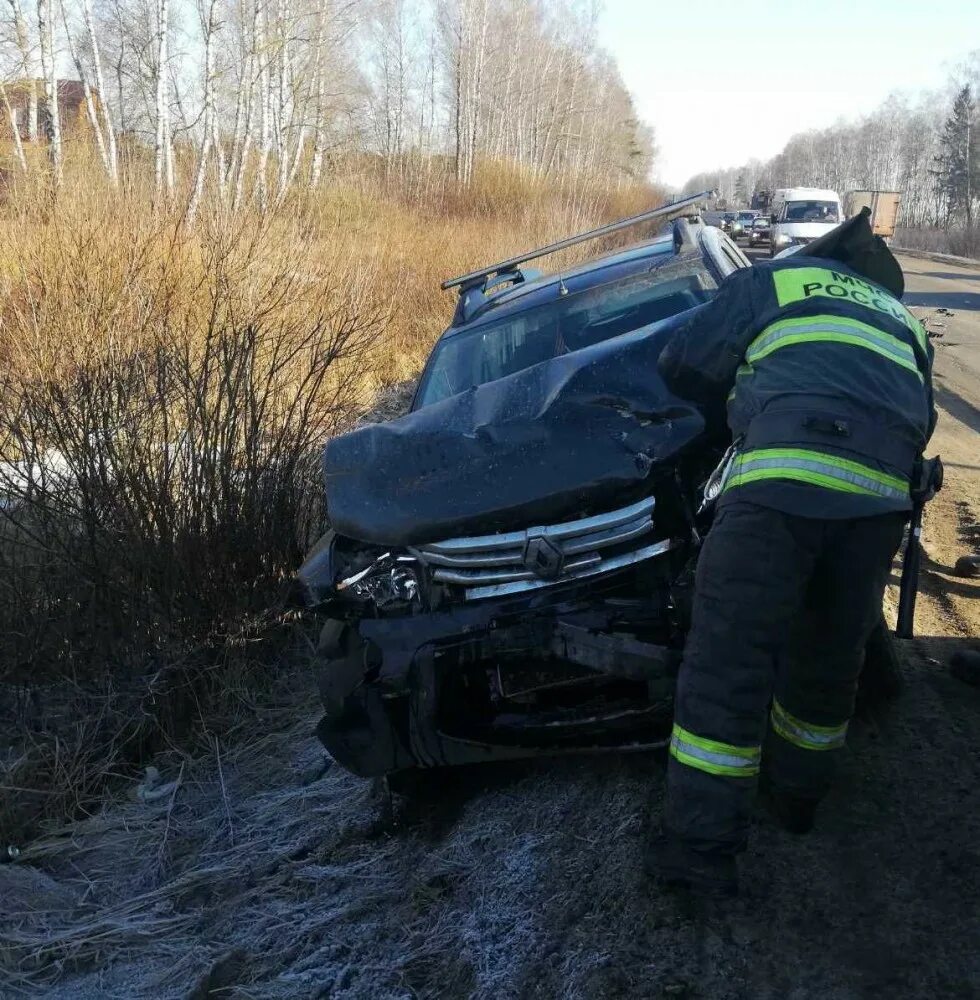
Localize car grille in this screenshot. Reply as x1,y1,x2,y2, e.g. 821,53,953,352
409,496,673,600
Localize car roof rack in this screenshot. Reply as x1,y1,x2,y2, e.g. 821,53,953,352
441,190,715,293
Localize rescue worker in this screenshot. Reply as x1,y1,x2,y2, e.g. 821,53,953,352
647,208,936,896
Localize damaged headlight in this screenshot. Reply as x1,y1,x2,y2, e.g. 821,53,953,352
337,552,422,609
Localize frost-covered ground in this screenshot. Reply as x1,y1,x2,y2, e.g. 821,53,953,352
4,639,980,999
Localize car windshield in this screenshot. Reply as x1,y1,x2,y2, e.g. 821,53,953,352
415,257,718,408
782,200,839,223
737,212,754,221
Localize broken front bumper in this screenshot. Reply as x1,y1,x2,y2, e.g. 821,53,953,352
316,592,682,777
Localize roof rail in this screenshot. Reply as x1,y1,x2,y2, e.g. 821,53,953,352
441,190,716,292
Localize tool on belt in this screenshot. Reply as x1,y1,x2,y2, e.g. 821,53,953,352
896,455,944,639
698,437,743,515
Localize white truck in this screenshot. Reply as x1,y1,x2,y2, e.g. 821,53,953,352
769,187,844,257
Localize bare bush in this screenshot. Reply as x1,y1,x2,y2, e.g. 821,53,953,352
0,202,383,839
895,225,980,259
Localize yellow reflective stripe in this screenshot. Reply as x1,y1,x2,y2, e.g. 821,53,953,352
736,448,907,490
746,315,922,380
670,723,761,778
727,466,878,497
771,267,924,342
771,700,848,752
724,448,910,501
673,723,759,759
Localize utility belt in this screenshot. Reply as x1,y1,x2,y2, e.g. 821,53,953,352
742,408,920,476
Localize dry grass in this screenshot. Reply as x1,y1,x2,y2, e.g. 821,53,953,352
0,158,661,843
895,225,980,259
0,659,665,998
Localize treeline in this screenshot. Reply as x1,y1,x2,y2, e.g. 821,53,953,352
683,52,980,238
0,0,654,206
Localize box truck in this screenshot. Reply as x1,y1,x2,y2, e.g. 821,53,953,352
844,190,901,239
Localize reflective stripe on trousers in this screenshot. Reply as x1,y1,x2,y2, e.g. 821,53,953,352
770,699,848,751
670,723,761,778
745,314,924,380
724,447,910,501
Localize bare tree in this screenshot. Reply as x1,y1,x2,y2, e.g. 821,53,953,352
6,0,37,140
187,0,220,221
62,0,112,176
0,81,29,172
37,0,61,183
153,0,172,196
82,0,118,181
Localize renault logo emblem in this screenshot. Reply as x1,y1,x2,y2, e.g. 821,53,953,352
523,535,564,580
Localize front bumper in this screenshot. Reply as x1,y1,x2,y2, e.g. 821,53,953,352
317,590,682,777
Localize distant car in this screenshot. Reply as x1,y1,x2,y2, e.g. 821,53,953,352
735,211,758,239
721,212,743,237
748,216,771,247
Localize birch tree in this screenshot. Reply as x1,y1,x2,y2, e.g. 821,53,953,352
6,0,37,140
62,2,112,176
187,0,220,220
37,0,61,182
82,0,118,181
153,0,172,196
0,81,28,171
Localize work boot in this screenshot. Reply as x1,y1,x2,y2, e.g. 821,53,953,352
767,789,819,835
644,834,737,898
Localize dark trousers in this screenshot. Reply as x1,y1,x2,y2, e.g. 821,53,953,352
665,500,905,856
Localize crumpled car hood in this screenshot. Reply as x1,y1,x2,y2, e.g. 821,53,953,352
324,314,706,546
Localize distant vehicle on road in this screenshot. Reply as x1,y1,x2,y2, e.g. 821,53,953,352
845,190,901,239
735,210,758,239
769,187,843,257
720,212,737,235
722,212,745,240
748,216,771,246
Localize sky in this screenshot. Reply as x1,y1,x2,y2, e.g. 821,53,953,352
598,0,980,188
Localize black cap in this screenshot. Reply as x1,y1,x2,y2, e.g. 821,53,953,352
796,207,904,299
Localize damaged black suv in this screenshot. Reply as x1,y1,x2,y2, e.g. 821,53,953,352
297,194,752,780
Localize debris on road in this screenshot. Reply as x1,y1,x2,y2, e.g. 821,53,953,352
953,554,980,578
134,765,181,804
